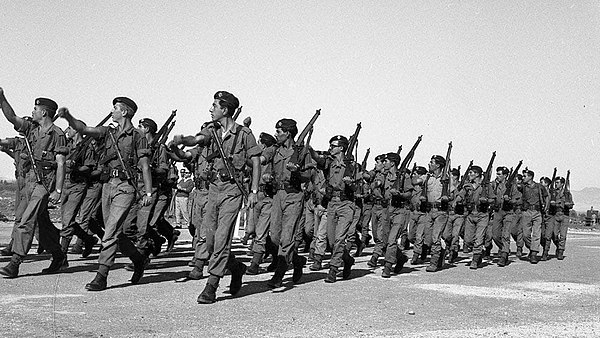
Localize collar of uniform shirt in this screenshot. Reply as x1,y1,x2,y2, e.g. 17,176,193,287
220,123,238,141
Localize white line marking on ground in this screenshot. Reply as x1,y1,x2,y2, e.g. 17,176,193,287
0,294,83,305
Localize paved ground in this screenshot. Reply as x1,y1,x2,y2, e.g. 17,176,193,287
0,222,599,338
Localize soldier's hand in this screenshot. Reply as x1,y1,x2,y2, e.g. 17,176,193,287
56,107,70,120
142,194,152,206
65,160,74,168
503,195,510,201
342,176,353,183
286,162,300,172
49,190,61,204
0,87,4,98
172,134,183,145
247,191,258,208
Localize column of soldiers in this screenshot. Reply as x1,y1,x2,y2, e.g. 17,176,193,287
0,87,576,305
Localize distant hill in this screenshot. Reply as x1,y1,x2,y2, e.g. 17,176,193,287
571,187,600,212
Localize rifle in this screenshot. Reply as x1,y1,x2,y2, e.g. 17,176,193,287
232,106,243,121
361,148,370,170
479,151,496,212
396,145,402,156
457,160,474,191
502,160,522,211
106,126,141,199
67,113,112,163
565,170,570,193
290,109,321,165
398,135,423,192
441,142,453,198
23,135,50,193
159,121,176,146
150,110,177,150
208,124,248,200
345,122,361,158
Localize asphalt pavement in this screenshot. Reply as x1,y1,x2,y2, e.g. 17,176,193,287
0,222,599,338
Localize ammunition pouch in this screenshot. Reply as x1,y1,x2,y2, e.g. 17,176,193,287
454,203,465,215
390,195,406,208
548,205,558,216
38,160,57,174
501,200,513,212
276,181,301,194
260,183,276,198
419,201,429,213
477,202,490,213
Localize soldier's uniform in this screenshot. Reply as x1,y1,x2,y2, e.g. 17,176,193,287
518,170,548,264
0,98,68,278
186,145,211,277
263,119,310,287
461,166,490,269
542,177,573,260
489,171,521,266
409,167,431,265
367,155,389,267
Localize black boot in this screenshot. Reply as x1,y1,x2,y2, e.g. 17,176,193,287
483,246,492,260
354,240,365,257
187,259,205,280
497,252,509,267
130,250,149,284
516,247,523,259
267,256,287,288
324,267,338,283
309,254,323,271
0,254,22,278
70,238,84,255
394,253,408,274
410,252,422,265
86,265,109,291
342,252,354,280
42,251,67,274
540,249,549,261
367,254,379,268
448,250,458,264
382,262,392,278
166,230,180,253
292,253,307,283
556,249,564,260
437,248,446,269
470,254,481,270
82,237,98,258
247,252,263,275
228,258,246,295
197,275,219,304
529,251,539,264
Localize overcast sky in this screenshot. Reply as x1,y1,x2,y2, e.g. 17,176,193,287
1,1,598,190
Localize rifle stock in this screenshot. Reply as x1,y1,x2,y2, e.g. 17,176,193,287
151,110,177,149
480,151,496,199
232,106,243,121
361,148,370,170
441,142,453,197
345,122,361,158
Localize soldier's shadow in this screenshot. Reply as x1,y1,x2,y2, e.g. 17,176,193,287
108,270,189,289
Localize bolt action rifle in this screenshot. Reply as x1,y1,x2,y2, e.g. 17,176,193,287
478,151,496,212
66,112,112,164
208,123,248,200
502,160,522,211
106,125,142,199
441,142,453,209
289,109,320,166
232,106,243,121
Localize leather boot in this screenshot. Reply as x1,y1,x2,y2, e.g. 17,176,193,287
292,253,307,283
86,265,109,291
197,275,219,304
529,251,539,264
42,251,67,274
309,254,323,271
342,252,354,280
60,237,71,255
266,256,287,288
420,245,430,261
470,254,481,270
70,238,84,255
497,252,509,267
437,248,446,269
228,258,246,295
382,262,392,278
410,252,422,265
367,254,379,268
394,253,408,274
448,250,458,264
166,230,180,253
354,240,365,257
130,250,149,284
540,249,549,261
324,267,338,283
308,248,315,261
82,237,98,258
516,247,523,259
0,239,14,256
247,252,263,275
187,259,205,280
556,249,564,260
0,254,22,278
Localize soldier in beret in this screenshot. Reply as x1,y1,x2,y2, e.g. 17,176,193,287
488,166,521,266
518,169,549,264
543,176,573,260
380,152,412,277
442,168,466,264
172,91,261,303
408,165,429,256
366,154,389,268
309,135,358,283
259,118,311,287
0,88,68,278
59,96,154,290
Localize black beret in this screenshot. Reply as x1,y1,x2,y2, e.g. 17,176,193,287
523,169,535,177
276,119,297,130
431,155,446,167
451,168,461,176
385,152,400,165
329,135,349,146
139,118,158,134
375,154,386,162
35,98,58,111
496,166,509,175
555,176,565,183
113,97,138,113
470,165,483,175
214,91,239,111
259,132,277,147
413,166,428,175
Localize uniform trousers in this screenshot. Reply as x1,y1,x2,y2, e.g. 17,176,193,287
270,189,304,266
326,198,355,268
520,209,543,253
384,206,411,264
465,211,489,255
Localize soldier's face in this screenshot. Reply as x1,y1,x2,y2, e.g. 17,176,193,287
137,124,149,135
496,171,506,182
375,160,383,171
383,159,393,170
428,159,438,172
275,128,289,144
111,103,127,123
31,105,44,122
329,143,343,156
523,175,532,184
468,170,478,181
555,181,563,189
210,99,226,121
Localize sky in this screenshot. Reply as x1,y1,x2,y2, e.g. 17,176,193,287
0,1,598,190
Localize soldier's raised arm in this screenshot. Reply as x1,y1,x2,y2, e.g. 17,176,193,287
0,87,27,129
58,107,105,138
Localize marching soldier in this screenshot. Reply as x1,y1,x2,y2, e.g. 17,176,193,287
460,166,489,269
172,91,261,304
442,168,465,264
542,176,573,260
0,88,67,278
59,97,153,290
366,154,388,268
518,169,549,264
489,166,521,267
